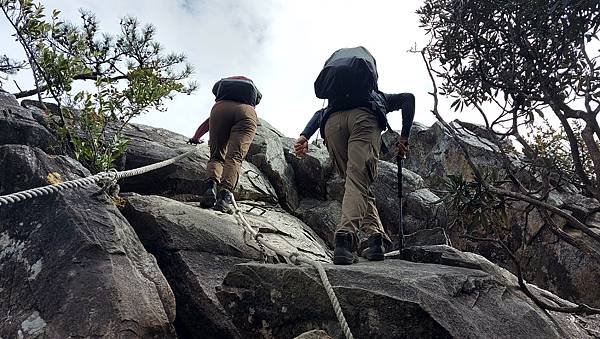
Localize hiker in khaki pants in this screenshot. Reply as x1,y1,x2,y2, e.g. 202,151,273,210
295,92,415,265
324,108,391,245
188,76,261,212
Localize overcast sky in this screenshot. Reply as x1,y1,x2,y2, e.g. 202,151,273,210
0,0,482,139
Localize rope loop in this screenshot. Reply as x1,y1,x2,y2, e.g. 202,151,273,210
288,252,301,266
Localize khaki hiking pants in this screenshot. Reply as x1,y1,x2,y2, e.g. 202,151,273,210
206,100,258,191
324,108,391,244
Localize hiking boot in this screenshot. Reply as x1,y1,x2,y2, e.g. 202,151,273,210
215,188,234,213
200,179,217,208
361,233,385,261
333,231,355,265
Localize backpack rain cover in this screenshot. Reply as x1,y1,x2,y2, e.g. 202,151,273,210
314,46,379,99
213,76,262,106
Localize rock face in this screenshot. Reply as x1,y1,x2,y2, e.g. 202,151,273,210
294,199,342,248
283,138,333,200
0,93,57,154
326,161,446,236
390,119,600,308
247,120,299,210
396,120,504,189
217,258,596,339
116,123,277,203
121,194,330,338
0,145,175,337
2,95,600,338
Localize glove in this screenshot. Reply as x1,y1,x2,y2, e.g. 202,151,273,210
396,136,409,158
293,135,309,157
187,138,200,145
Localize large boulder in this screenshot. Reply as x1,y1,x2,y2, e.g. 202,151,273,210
247,120,299,210
283,138,334,200
0,145,175,337
217,258,599,339
521,227,600,308
396,120,504,189
294,199,342,248
389,119,600,307
121,194,330,338
326,161,446,236
0,93,56,153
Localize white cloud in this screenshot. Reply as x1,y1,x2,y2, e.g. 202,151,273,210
0,0,483,139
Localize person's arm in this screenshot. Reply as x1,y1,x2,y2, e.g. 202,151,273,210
188,118,209,144
384,93,415,138
384,93,415,157
300,109,322,139
294,109,323,156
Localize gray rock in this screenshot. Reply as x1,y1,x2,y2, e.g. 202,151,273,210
217,259,596,339
405,188,444,221
394,245,512,283
560,192,600,221
247,119,299,210
117,122,277,203
0,93,56,153
404,228,450,247
284,138,333,200
237,161,278,203
588,212,600,229
121,194,331,338
523,227,600,309
295,199,342,248
122,194,329,262
0,91,19,107
160,251,248,339
0,145,175,337
399,120,504,189
326,161,446,236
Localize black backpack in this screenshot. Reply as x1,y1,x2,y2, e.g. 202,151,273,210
314,46,379,99
212,76,262,106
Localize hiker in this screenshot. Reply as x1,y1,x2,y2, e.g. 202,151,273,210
294,46,414,265
188,76,261,212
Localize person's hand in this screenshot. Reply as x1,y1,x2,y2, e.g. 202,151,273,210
187,138,201,145
396,135,409,158
293,135,309,157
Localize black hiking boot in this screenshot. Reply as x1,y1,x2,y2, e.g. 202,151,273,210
361,233,385,261
333,231,355,265
200,179,217,208
215,188,234,213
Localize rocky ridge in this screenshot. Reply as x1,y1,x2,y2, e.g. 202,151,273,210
1,91,598,338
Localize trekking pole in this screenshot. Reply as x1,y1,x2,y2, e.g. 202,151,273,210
396,153,405,250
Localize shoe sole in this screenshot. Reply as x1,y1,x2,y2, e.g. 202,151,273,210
367,253,385,261
214,202,233,214
333,255,354,265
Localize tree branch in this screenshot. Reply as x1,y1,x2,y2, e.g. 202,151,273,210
461,234,600,315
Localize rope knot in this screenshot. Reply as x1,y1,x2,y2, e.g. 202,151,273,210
288,252,301,265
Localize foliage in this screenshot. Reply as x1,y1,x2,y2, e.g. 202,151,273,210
0,0,197,172
0,55,26,85
441,172,508,233
418,0,600,199
527,118,594,181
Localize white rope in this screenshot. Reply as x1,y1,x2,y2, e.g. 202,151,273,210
0,146,199,207
229,195,355,339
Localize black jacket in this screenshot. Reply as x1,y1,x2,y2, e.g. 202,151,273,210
300,91,415,139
